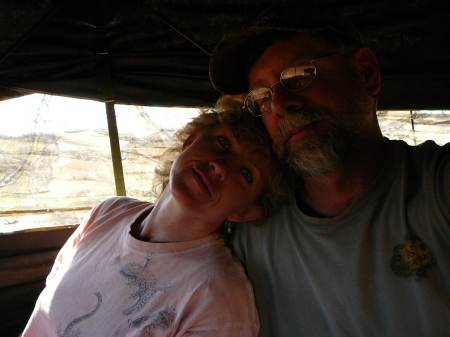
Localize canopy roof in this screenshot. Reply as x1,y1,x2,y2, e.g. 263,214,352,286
0,0,449,110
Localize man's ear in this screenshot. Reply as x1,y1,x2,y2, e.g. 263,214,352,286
228,204,263,223
354,47,381,96
182,133,198,150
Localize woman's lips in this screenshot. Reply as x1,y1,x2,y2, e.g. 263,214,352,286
192,168,212,196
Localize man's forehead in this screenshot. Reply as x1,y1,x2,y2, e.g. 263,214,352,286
248,34,330,87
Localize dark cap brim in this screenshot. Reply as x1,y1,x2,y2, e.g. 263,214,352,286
209,27,268,95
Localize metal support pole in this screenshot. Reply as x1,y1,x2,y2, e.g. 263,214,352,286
410,110,415,132
96,21,126,196
104,98,126,196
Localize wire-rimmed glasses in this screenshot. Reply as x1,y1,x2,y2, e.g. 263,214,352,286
244,53,338,117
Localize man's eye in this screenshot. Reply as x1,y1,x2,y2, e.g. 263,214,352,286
256,97,271,111
255,96,270,105
217,135,230,149
241,168,253,184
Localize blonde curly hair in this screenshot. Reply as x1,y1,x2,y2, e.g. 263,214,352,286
153,95,293,231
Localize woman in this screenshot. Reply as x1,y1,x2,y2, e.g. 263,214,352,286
21,97,292,337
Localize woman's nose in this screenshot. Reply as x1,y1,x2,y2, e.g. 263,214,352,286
271,84,304,116
209,160,227,180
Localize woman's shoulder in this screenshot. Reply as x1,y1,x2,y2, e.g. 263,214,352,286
92,196,152,216
191,239,253,291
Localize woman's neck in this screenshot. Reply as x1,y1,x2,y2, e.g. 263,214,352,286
131,189,222,243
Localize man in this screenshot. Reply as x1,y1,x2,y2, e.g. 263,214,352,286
209,2,450,337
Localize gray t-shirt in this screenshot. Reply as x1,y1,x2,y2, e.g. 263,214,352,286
234,139,450,337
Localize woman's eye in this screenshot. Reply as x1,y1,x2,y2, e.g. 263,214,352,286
217,135,230,150
241,168,253,184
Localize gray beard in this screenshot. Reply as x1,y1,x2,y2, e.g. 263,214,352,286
273,107,367,177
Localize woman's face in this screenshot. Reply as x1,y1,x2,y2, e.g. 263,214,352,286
169,125,271,225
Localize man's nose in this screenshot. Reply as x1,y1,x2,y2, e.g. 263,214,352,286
209,160,227,180
270,83,304,116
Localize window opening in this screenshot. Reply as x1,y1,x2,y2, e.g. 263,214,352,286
0,94,199,232
0,96,449,233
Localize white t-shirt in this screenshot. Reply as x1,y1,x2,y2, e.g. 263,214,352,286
23,197,259,337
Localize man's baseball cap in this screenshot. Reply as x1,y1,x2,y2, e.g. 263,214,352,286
209,2,364,95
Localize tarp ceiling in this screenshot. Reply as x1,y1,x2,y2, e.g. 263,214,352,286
0,0,449,110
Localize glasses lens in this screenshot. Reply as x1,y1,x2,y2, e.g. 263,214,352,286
281,59,316,91
245,87,272,116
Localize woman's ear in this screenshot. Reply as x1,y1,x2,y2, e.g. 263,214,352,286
354,47,381,96
228,204,263,223
182,133,198,150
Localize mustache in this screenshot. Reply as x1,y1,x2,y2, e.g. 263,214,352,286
277,108,335,143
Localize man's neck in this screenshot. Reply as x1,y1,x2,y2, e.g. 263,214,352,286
296,138,387,218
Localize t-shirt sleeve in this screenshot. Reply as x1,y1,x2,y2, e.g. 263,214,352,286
180,289,260,337
173,247,259,337
45,197,123,282
45,205,95,282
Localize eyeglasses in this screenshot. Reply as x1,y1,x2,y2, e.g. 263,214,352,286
244,53,338,117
